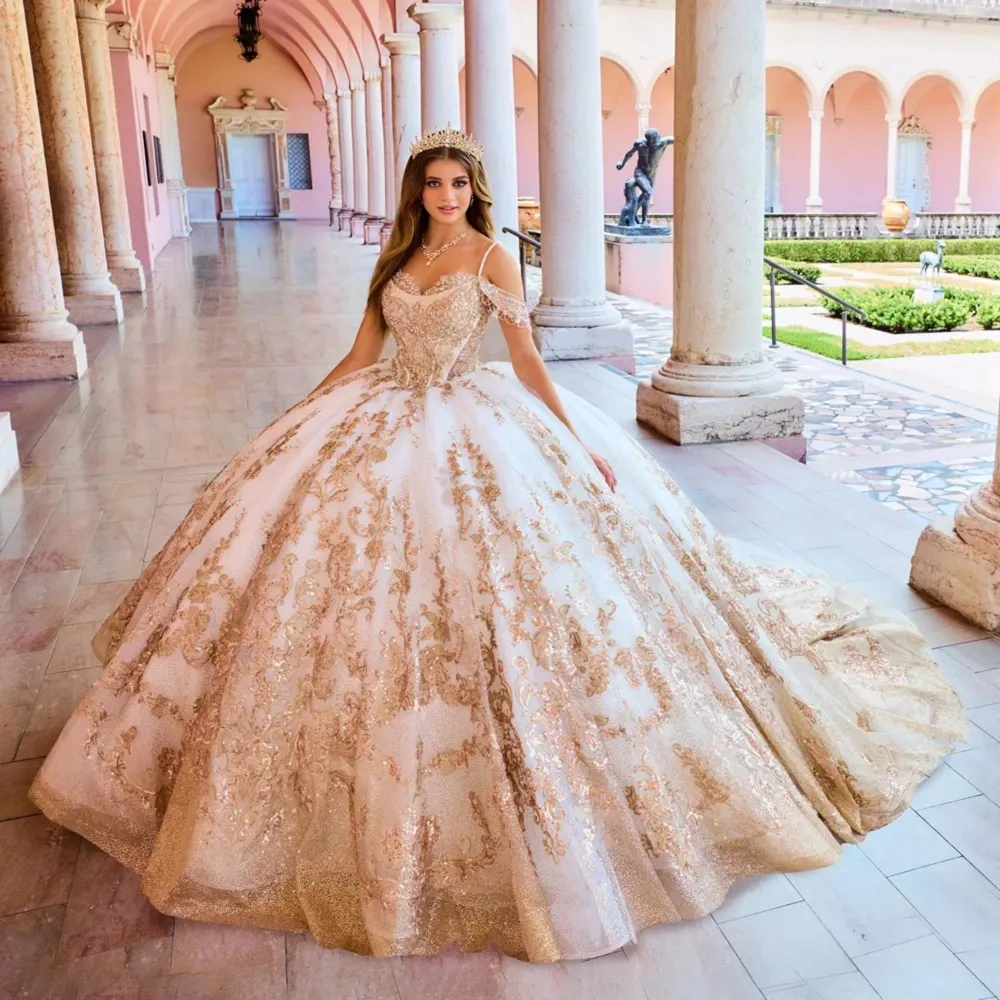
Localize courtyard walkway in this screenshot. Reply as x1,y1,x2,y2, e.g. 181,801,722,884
1,223,999,1000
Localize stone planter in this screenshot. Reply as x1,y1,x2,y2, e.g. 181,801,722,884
882,198,911,233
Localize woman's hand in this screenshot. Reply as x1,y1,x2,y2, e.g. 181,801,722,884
589,451,617,492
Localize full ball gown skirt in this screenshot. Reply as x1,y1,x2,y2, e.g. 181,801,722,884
30,264,965,963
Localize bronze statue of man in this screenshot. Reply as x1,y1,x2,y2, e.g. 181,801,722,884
616,129,674,227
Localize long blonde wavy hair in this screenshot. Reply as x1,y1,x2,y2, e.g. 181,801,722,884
366,147,496,328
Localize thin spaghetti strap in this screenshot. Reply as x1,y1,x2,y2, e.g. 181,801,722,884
477,241,497,277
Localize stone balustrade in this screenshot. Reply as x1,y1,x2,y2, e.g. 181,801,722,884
764,214,879,240
767,0,1000,19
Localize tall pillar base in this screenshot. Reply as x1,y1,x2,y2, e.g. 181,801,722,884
805,198,824,215
338,209,354,231
109,262,146,293
910,486,1000,631
350,213,368,239
167,180,192,238
0,334,89,382
0,412,19,494
64,288,123,326
531,301,633,361
364,217,384,244
380,220,393,250
637,384,805,446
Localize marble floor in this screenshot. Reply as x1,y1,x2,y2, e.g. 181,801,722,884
2,223,1000,1000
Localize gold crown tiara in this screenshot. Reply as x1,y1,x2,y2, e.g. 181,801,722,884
409,128,484,161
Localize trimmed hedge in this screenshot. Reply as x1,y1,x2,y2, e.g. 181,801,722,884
941,256,1000,281
763,238,1000,264
825,286,971,332
766,258,822,285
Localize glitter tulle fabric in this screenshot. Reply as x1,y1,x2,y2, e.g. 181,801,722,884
30,254,965,963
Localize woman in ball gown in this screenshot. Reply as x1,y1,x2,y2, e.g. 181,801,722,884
30,129,965,964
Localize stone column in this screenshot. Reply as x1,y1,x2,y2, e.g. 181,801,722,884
636,0,802,446
380,57,395,244
0,0,87,381
409,3,461,131
636,102,652,135
955,117,974,213
154,51,190,239
0,411,18,495
806,109,824,214
350,82,369,238
25,0,123,326
382,33,422,208
465,0,519,255
885,113,901,201
911,396,1000,630
75,0,144,292
319,93,343,223
364,71,387,244
337,88,355,230
532,0,630,362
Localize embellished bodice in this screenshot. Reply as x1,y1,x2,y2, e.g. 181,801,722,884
382,266,531,390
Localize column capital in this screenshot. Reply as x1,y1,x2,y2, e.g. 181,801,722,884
808,109,824,123
408,3,462,31
336,88,351,100
106,13,136,52
154,50,175,78
885,113,902,129
960,116,976,130
381,31,420,56
74,0,112,22
350,80,365,93
364,71,382,85
635,102,652,113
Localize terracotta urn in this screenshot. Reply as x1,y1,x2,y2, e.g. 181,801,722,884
882,198,911,233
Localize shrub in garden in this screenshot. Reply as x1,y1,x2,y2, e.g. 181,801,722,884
974,294,1000,329
764,238,1000,264
765,259,822,284
941,256,1000,280
824,286,970,332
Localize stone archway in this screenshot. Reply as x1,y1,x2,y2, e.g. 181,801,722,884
207,91,295,220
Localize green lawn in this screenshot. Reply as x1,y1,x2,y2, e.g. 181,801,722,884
761,324,1000,361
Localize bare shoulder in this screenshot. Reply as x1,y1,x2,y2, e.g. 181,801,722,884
481,242,523,294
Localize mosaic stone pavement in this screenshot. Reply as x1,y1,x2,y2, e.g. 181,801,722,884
829,459,996,519
543,274,998,520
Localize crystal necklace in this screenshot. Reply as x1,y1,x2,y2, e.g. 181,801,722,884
420,227,470,267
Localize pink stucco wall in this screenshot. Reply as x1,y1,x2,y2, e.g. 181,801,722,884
111,49,173,271
820,73,888,213
904,76,961,212
972,83,1000,211
513,58,539,200
601,59,638,215
767,68,810,213
174,35,331,220
649,70,675,215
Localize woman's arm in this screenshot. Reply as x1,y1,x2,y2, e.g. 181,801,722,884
484,247,617,492
311,306,386,394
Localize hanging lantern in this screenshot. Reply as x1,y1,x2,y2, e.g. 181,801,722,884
235,0,264,63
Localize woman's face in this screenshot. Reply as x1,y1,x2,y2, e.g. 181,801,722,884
422,158,472,225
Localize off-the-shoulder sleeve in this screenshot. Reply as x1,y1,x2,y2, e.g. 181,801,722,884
480,278,532,329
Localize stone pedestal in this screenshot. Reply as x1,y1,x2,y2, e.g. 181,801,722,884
351,214,368,239
409,3,461,131
0,413,19,494
26,0,123,326
636,0,801,446
75,0,145,292
605,233,673,309
532,0,632,362
0,0,87,381
910,400,1000,630
338,209,354,232
364,218,384,244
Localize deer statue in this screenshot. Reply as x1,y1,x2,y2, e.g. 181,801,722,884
919,240,946,278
